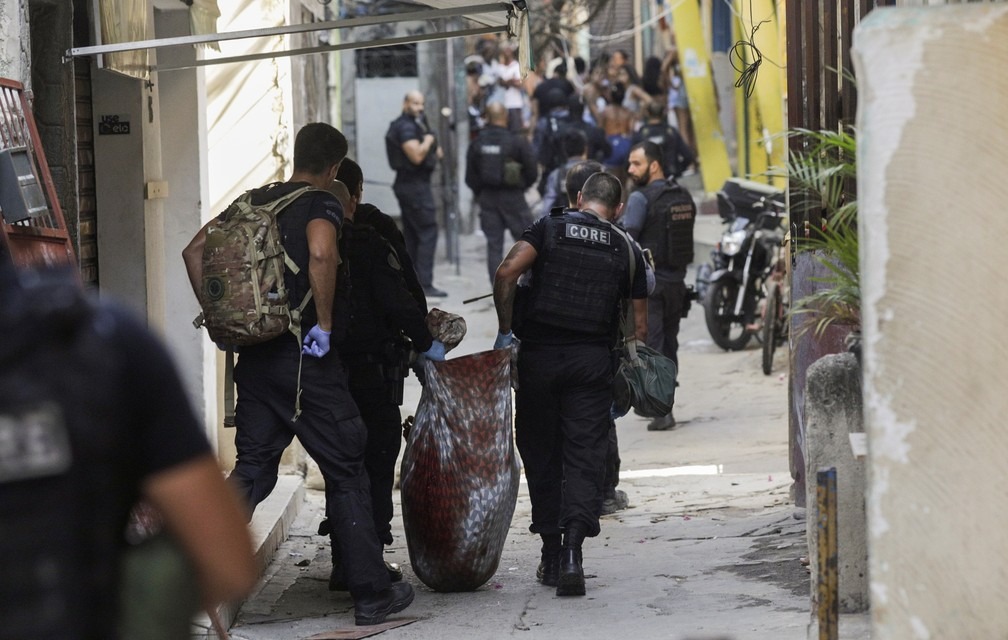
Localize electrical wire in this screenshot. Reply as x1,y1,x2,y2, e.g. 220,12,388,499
729,1,770,99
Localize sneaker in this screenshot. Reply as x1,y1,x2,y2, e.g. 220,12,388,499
646,412,677,431
423,285,448,298
354,582,415,626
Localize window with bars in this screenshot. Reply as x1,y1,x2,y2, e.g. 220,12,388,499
356,45,418,78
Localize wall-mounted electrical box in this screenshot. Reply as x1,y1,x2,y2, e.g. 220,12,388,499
0,147,48,224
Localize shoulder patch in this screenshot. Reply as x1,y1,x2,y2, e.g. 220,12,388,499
387,250,402,271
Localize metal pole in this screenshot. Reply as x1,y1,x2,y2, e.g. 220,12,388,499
816,466,838,640
445,35,461,275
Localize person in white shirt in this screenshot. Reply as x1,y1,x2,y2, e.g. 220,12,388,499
492,43,528,133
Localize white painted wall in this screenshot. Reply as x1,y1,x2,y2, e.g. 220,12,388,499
92,68,149,315
853,5,1008,638
156,8,218,442
205,0,294,215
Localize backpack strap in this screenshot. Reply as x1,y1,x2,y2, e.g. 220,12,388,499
614,226,642,362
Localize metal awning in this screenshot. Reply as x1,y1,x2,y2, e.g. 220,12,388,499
68,0,529,74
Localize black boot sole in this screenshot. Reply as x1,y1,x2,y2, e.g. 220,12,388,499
555,572,586,596
354,587,415,626
536,562,559,587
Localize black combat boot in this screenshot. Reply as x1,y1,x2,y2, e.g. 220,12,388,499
536,533,561,587
556,524,587,596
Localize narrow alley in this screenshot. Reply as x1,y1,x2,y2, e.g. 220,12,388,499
223,227,869,640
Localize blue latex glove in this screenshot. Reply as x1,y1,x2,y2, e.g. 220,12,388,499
423,340,447,362
610,402,629,422
301,324,331,358
494,331,514,349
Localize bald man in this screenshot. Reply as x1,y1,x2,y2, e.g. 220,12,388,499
385,91,446,298
465,102,538,283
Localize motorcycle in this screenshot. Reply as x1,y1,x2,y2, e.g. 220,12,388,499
700,179,786,351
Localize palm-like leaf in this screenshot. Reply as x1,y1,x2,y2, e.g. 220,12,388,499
778,126,861,337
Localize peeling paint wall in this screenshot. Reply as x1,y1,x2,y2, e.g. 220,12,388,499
853,5,1008,638
205,0,294,215
0,0,30,85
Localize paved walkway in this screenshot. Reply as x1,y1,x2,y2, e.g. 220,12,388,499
223,223,871,640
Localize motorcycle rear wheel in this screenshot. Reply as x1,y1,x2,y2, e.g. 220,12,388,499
703,280,753,351
762,282,782,374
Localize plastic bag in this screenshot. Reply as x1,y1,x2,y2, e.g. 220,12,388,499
399,349,519,592
612,341,678,418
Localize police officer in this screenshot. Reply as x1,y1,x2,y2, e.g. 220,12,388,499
623,141,698,431
322,179,445,590
337,159,428,316
492,171,649,597
0,247,256,639
631,101,696,179
465,102,538,283
183,123,415,625
386,91,446,298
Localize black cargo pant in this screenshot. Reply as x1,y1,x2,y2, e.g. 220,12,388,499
345,360,403,547
393,178,438,289
647,269,687,366
478,189,533,285
515,342,614,537
230,347,390,597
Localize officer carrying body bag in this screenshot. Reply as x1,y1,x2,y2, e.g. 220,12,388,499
611,233,679,418
399,311,520,592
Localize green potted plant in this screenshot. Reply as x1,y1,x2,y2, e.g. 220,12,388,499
778,126,861,350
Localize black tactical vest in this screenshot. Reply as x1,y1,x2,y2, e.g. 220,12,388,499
474,126,512,188
638,179,697,271
0,269,134,639
525,211,629,337
339,223,397,355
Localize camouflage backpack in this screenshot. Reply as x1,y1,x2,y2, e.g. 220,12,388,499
193,186,317,347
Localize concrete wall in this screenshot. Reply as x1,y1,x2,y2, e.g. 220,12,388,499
0,1,30,85
804,352,868,615
853,5,1008,638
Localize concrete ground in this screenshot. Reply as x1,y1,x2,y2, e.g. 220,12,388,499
222,212,872,640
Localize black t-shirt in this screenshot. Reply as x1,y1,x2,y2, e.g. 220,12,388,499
388,114,436,182
518,211,648,345
241,182,343,352
338,222,433,357
0,272,211,639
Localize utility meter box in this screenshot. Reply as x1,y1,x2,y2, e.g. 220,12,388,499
0,147,48,224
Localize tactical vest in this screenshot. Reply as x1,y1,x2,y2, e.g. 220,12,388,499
0,270,131,639
525,211,628,337
339,223,395,354
474,127,511,188
638,179,697,271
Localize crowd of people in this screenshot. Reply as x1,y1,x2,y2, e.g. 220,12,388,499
465,40,697,193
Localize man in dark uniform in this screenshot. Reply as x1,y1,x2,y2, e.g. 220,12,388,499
323,179,445,589
631,101,696,179
465,102,538,284
336,159,428,316
623,141,697,431
0,246,256,639
386,91,446,298
492,171,649,597
183,123,414,626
